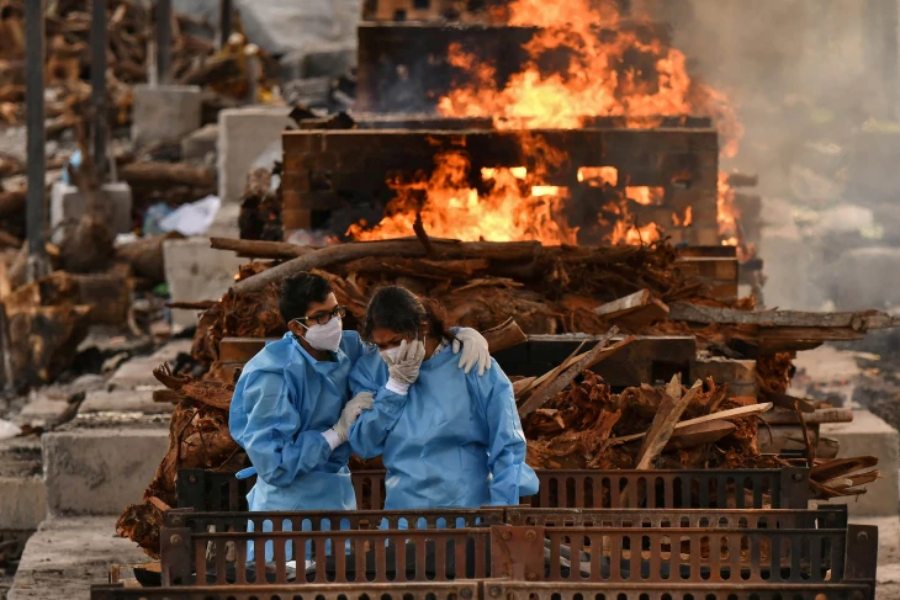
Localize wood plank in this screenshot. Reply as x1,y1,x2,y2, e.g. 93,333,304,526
762,408,853,426
517,335,636,418
608,402,773,445
670,302,899,331
635,378,702,469
666,421,736,450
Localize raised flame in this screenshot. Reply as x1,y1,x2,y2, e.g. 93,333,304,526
349,0,746,250
347,151,578,246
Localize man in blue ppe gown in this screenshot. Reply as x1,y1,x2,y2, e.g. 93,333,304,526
348,286,539,511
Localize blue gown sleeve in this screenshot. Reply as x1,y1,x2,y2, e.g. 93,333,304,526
229,370,332,487
476,362,540,505
347,353,408,459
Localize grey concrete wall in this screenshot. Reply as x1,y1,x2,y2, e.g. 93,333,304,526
42,429,168,516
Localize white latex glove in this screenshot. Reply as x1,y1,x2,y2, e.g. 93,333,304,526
381,339,426,393
452,327,491,376
347,391,374,413
332,392,373,442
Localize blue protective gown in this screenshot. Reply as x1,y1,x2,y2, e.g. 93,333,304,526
229,331,365,513
347,343,539,509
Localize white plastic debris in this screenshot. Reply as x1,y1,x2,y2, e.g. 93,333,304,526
159,195,221,236
0,418,21,441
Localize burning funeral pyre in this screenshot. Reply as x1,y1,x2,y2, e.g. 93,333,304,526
117,0,895,557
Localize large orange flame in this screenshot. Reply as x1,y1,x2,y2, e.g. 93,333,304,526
347,151,578,245
349,0,746,249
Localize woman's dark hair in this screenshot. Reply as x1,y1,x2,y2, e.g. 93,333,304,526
363,286,455,343
279,272,333,322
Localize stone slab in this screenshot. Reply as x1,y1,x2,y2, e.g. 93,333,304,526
0,477,46,530
50,181,133,245
181,123,218,162
0,437,45,530
218,106,293,204
42,428,168,516
7,516,148,600
107,339,193,390
163,237,244,330
235,0,362,56
822,409,900,516
79,389,171,415
131,84,202,147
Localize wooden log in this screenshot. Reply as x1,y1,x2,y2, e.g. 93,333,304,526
210,237,312,260
666,421,736,450
762,407,854,426
669,302,899,331
119,161,214,189
482,318,527,354
518,335,636,418
117,233,181,282
757,426,838,459
608,402,773,445
232,239,542,295
635,378,702,469
593,289,670,329
761,390,817,413
0,189,25,218
341,257,491,281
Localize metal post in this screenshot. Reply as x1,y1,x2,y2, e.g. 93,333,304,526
25,0,47,279
218,0,233,49
90,0,108,180
155,0,172,84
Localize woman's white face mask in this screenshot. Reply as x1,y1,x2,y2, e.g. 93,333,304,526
379,333,427,363
298,316,343,353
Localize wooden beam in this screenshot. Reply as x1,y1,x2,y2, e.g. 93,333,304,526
670,302,899,331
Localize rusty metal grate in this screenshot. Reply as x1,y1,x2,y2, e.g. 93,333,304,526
488,582,874,600
530,469,810,510
503,506,847,529
177,468,811,513
163,507,506,533
90,582,874,600
161,526,493,586
489,524,873,585
91,581,480,600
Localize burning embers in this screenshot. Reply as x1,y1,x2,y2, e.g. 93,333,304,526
348,152,577,245
346,0,748,250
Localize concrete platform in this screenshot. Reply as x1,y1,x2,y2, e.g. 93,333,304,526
106,339,193,391
218,106,292,204
823,409,900,516
79,389,171,415
0,437,46,530
163,237,244,330
42,427,168,516
7,516,148,600
131,84,202,147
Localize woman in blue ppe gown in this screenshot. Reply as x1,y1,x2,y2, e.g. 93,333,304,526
348,286,539,510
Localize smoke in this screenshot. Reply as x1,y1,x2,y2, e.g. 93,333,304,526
641,0,900,310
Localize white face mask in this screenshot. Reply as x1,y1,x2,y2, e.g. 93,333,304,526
300,316,343,353
380,345,403,363
379,334,426,364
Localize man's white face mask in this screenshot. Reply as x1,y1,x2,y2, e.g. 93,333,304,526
298,316,343,353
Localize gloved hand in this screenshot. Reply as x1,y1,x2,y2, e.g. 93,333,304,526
382,339,426,393
452,327,491,376
347,390,374,413
332,392,373,442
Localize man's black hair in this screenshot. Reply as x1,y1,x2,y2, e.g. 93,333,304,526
279,272,333,323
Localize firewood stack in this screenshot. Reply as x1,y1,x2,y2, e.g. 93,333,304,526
115,235,897,557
